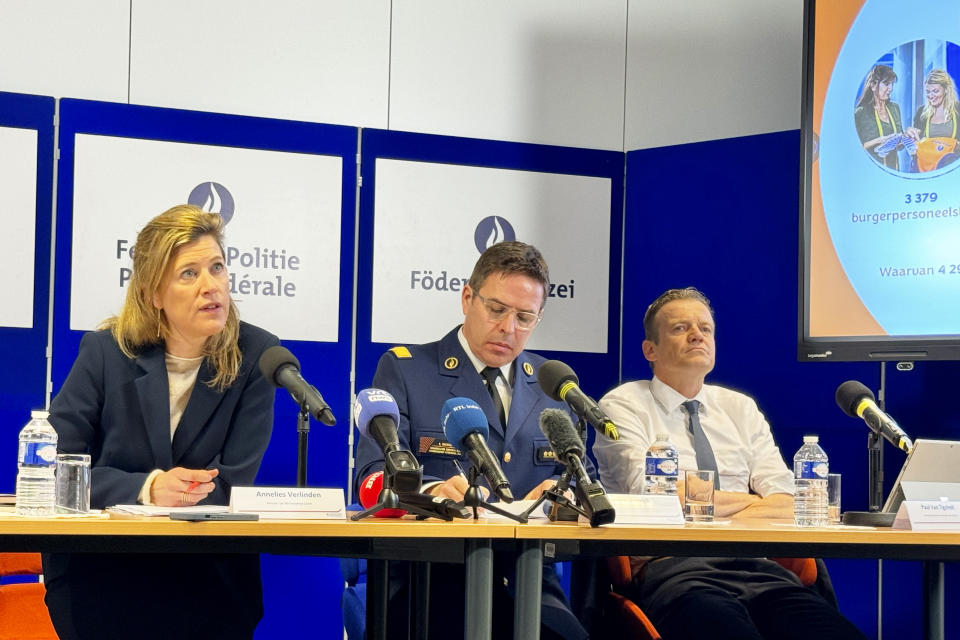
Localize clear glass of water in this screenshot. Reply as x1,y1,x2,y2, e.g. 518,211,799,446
55,454,91,514
684,469,715,522
827,473,841,524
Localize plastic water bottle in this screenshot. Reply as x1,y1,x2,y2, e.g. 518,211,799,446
15,410,58,517
644,432,679,495
794,435,829,527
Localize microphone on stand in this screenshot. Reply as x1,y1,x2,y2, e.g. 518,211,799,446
353,390,470,521
539,408,615,527
441,397,514,503
259,346,336,425
354,388,422,494
834,380,910,527
537,360,619,440
835,380,914,453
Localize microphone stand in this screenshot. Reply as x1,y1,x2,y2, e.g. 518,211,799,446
518,468,589,523
841,431,895,526
351,471,450,521
842,369,895,526
461,466,527,522
297,408,309,487
519,418,592,522
868,431,884,512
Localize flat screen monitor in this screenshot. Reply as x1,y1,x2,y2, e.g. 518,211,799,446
799,0,960,362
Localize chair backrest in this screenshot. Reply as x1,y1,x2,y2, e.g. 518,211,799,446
771,557,817,586
606,592,662,640
606,556,632,589
601,558,661,640
0,552,44,576
0,553,59,640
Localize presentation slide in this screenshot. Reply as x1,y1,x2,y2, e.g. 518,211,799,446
807,0,960,342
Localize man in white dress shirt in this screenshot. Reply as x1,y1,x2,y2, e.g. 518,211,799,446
593,287,866,640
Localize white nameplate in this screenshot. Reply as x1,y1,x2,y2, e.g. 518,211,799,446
605,493,685,525
230,486,346,520
892,499,960,530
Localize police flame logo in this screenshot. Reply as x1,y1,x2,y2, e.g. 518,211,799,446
187,182,235,225
473,216,516,253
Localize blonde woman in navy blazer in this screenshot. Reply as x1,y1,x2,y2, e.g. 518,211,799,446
43,205,279,640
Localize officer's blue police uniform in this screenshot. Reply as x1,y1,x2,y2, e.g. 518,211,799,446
355,326,589,640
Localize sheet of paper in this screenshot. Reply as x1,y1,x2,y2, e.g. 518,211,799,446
108,504,230,516
478,499,550,521
604,493,685,525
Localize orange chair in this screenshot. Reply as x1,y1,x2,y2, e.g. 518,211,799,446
600,556,832,639
0,553,59,640
604,556,661,640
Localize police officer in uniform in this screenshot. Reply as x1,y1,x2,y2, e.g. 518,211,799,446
355,241,588,640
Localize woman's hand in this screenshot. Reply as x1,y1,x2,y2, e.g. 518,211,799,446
150,467,219,507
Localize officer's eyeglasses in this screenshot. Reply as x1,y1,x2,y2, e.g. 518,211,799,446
473,292,541,331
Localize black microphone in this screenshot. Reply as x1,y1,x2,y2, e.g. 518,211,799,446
259,345,336,425
539,408,615,527
355,388,422,494
441,397,514,503
538,360,619,440
396,492,472,519
835,380,914,454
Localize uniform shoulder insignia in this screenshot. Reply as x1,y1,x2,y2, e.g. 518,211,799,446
444,356,459,370
389,346,412,359
522,361,534,377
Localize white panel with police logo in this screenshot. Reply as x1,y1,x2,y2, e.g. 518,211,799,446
70,134,342,342
372,158,610,352
0,126,38,328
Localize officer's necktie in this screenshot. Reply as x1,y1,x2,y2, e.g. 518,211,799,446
480,366,506,427
682,399,720,489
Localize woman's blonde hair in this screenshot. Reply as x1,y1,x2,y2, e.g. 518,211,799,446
102,204,241,390
921,68,960,125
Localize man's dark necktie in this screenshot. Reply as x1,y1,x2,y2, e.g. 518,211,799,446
480,366,506,427
682,399,720,489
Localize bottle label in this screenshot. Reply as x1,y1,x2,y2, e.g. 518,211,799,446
645,457,678,476
20,442,57,467
796,461,828,479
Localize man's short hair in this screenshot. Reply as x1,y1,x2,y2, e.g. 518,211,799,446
643,287,714,343
468,241,550,307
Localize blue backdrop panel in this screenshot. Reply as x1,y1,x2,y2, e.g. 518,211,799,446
53,99,357,640
355,128,625,491
0,91,54,493
624,130,900,637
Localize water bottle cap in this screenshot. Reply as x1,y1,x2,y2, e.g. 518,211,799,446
803,435,819,443
655,432,670,442
30,410,49,420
